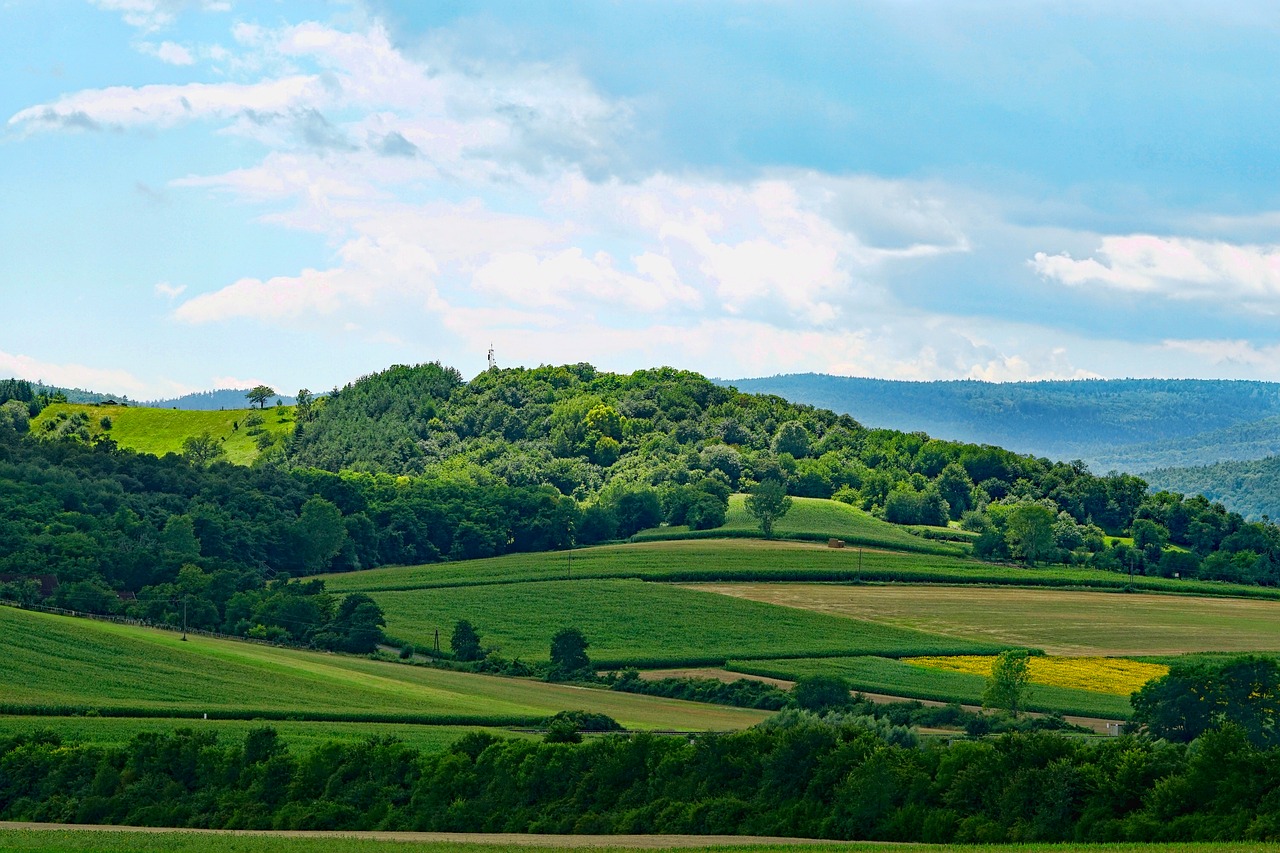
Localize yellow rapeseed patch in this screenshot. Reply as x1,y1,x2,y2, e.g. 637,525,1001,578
904,655,1168,695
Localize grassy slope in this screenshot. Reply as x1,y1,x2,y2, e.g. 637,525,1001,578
635,495,965,555
686,583,1280,657
375,579,1008,667
0,716,528,755
0,830,1266,853
726,656,1134,719
320,537,1280,601
31,403,295,465
0,607,766,731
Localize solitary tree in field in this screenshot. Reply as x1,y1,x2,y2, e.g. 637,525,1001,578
745,478,792,539
451,619,483,662
246,385,276,409
983,649,1031,717
550,627,591,676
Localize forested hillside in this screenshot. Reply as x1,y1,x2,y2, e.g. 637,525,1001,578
6,363,1280,626
726,374,1280,473
1147,455,1280,522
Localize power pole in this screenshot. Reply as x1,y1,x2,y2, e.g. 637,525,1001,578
181,596,188,641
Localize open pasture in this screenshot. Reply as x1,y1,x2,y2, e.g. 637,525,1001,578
688,583,1280,656
319,538,1272,600
372,579,1007,668
634,495,964,555
0,717,523,755
0,607,767,732
726,656,1135,719
31,403,294,464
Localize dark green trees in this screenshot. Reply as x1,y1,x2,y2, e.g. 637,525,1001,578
745,479,792,538
1131,655,1280,745
550,627,591,677
451,620,483,662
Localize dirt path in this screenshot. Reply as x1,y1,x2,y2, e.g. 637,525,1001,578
0,822,850,847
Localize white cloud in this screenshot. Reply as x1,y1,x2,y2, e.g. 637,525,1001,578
138,40,196,66
0,348,154,397
1161,338,1280,367
1032,234,1280,312
154,281,187,298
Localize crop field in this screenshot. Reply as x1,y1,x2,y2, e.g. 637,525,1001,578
373,579,1007,667
725,656,1135,719
30,403,295,464
686,583,1280,656
0,716,524,754
634,495,964,555
0,829,1265,853
904,656,1168,695
0,607,767,732
319,538,1273,600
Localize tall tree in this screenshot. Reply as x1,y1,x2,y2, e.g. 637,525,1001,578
983,649,1031,717
745,479,792,539
246,385,276,409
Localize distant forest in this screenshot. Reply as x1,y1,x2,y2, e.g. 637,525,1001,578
144,388,297,410
727,373,1280,519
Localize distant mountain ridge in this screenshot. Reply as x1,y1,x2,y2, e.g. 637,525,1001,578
723,373,1280,519
144,389,296,410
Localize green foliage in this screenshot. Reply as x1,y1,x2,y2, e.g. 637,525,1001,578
982,649,1031,716
449,619,482,662
9,716,1280,842
745,479,792,538
611,670,790,711
549,626,591,677
790,674,854,712
246,385,276,409
1131,655,1280,745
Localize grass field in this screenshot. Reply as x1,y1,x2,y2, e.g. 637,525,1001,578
373,579,1008,668
0,607,767,732
687,583,1280,656
725,656,1135,719
634,496,964,555
0,716,528,755
30,403,295,464
319,538,1279,600
0,828,1265,852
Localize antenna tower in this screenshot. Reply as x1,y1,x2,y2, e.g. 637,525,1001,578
487,344,497,370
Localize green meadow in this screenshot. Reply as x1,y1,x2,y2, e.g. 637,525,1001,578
0,607,767,732
31,403,295,464
374,579,1009,668
320,536,1278,600
634,495,965,555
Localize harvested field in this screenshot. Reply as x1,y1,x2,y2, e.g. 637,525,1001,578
688,583,1280,656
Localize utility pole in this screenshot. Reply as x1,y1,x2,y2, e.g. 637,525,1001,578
181,596,188,641
567,549,572,580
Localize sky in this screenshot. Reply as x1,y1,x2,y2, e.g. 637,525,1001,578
4,1,1280,399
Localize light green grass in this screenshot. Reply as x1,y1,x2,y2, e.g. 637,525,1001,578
0,607,766,732
31,403,295,465
635,496,965,555
686,583,1280,657
0,828,1265,852
0,716,527,755
319,537,1280,602
726,656,1134,720
373,580,1007,668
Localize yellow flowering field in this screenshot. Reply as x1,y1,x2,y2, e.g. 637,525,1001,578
903,655,1169,695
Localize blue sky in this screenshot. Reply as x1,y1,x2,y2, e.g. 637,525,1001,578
4,0,1280,398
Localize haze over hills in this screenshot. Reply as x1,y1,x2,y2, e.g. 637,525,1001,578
143,388,297,410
